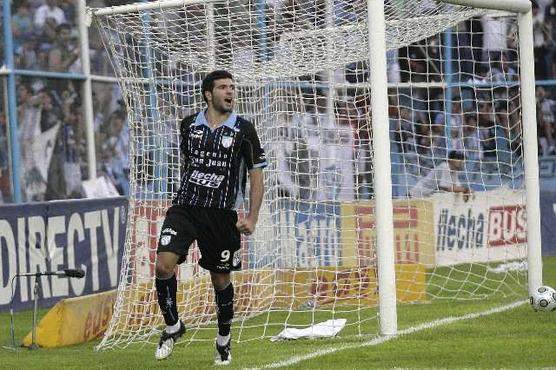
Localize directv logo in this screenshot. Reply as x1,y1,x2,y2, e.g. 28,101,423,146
188,170,225,188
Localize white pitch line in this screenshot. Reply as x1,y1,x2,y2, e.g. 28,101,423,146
245,300,526,370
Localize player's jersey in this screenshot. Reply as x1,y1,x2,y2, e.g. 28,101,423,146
173,110,267,209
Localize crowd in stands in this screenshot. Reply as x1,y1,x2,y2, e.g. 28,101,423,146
0,0,129,203
2,0,556,203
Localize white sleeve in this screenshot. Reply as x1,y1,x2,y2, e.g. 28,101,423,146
34,8,46,28
436,165,453,190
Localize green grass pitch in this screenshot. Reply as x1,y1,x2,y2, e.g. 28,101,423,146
2,257,555,369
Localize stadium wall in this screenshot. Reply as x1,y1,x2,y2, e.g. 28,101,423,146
0,197,127,311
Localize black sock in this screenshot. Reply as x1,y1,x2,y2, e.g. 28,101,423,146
156,274,179,326
215,283,234,336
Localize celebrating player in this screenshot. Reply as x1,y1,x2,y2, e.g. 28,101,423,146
154,70,267,365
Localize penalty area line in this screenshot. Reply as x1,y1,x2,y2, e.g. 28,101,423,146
245,300,526,370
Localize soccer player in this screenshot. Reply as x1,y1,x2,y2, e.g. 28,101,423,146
154,70,266,365
409,150,471,198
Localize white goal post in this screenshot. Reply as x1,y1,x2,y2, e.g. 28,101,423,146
89,0,542,349
433,0,544,305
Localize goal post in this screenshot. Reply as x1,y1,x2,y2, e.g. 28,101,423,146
439,0,542,298
365,0,542,337
89,0,542,350
367,0,396,337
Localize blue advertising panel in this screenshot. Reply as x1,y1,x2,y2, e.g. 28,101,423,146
540,191,556,256
0,197,128,311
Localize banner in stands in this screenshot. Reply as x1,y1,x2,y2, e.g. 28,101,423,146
432,189,527,266
540,191,556,256
0,197,127,311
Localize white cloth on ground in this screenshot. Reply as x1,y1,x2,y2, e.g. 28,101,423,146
271,319,347,341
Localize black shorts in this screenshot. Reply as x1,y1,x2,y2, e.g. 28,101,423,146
156,205,242,272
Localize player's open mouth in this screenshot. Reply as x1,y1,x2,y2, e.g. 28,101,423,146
225,98,232,104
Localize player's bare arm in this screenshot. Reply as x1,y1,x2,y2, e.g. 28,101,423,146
236,168,263,235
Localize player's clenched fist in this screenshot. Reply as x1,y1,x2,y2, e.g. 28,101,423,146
236,218,256,235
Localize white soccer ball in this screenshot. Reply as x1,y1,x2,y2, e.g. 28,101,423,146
530,286,556,312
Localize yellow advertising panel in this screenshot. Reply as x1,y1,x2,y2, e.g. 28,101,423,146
23,290,116,348
275,264,426,307
341,199,435,267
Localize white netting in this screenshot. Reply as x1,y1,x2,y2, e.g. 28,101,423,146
92,0,528,350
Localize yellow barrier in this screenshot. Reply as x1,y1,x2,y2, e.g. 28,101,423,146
22,290,116,348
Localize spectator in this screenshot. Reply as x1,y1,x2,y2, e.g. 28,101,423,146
101,112,130,195
397,106,419,174
15,37,40,69
48,23,79,72
491,54,518,83
44,82,86,200
12,2,34,51
434,96,464,141
59,0,76,23
536,86,556,155
494,107,520,174
333,98,355,201
478,105,497,159
454,114,482,174
34,0,67,42
409,151,471,198
429,122,448,164
353,93,373,199
414,120,435,172
386,48,401,83
271,95,302,199
532,0,551,79
544,0,556,78
480,14,508,66
399,36,442,83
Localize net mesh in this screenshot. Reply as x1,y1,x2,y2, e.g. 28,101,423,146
92,0,528,350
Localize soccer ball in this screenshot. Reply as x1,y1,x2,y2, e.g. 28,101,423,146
529,286,556,312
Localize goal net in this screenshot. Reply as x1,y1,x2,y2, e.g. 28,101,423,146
91,0,533,350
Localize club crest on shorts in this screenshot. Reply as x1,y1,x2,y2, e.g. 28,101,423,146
221,135,233,148
232,250,241,267
160,235,171,246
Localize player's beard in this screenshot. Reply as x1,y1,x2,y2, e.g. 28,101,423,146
214,97,233,114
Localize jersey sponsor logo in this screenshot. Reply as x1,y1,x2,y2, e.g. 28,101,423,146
189,169,225,188
162,228,177,235
221,135,233,148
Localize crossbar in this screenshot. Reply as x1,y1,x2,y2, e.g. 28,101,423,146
91,0,220,16
92,0,531,17
440,0,531,13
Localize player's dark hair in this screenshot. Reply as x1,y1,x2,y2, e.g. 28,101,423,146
201,70,233,103
448,151,465,161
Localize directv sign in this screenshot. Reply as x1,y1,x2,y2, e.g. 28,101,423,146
0,198,127,311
